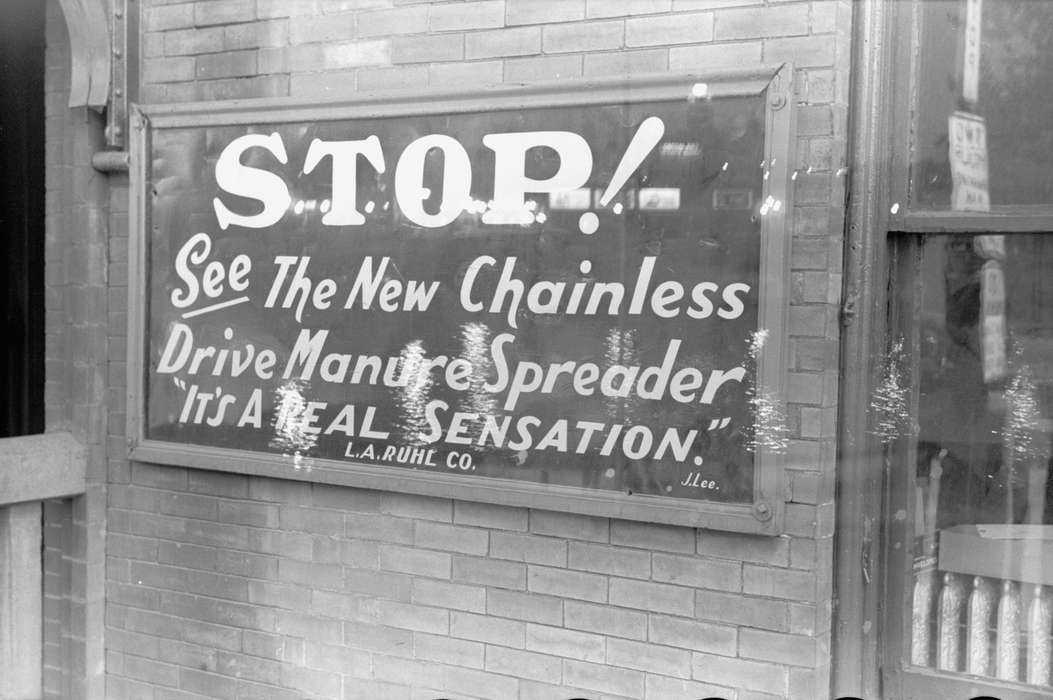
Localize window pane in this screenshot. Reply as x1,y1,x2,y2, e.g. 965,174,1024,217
909,234,1053,685
912,0,1053,209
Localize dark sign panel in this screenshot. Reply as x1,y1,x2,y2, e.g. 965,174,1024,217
131,70,793,531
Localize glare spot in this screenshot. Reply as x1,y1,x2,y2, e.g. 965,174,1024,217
364,200,375,214
320,199,331,213
578,212,599,235
890,202,900,214
293,200,305,215
612,202,623,215
579,260,592,275
690,82,708,98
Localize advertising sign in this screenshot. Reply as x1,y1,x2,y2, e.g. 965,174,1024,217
948,111,990,212
129,70,794,532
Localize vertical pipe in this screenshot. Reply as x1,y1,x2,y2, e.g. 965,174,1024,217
0,502,43,700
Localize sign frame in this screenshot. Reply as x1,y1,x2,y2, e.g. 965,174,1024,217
127,65,795,534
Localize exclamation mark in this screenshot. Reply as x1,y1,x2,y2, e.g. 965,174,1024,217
578,116,666,235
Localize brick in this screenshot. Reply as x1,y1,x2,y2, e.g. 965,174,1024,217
490,532,566,566
714,4,809,39
107,582,160,609
346,512,414,543
379,544,451,578
343,621,414,656
649,614,738,655
453,502,527,531
607,637,691,677
527,565,606,603
610,520,694,553
145,4,194,31
341,540,379,568
392,34,464,63
428,60,503,87
163,27,224,55
611,578,694,615
587,0,672,18
564,600,646,640
743,564,816,602
524,623,604,662
275,611,342,644
452,555,526,590
507,0,585,25
108,533,158,562
697,589,789,631
443,666,521,699
186,570,249,602
188,471,248,499
584,48,667,76
279,506,343,534
247,581,311,610
248,479,310,505
160,591,265,630
159,492,217,520
257,0,318,18
303,641,371,675
645,674,737,699
288,13,356,44
764,35,836,67
485,645,561,683
143,57,195,84
698,530,790,566
530,511,607,542
345,569,412,601
465,27,541,59
224,19,289,49
429,1,505,31
486,589,562,625
627,11,713,46
290,70,358,97
194,0,255,27
130,561,187,592
184,519,248,550
669,40,761,70
414,632,484,668
564,659,644,698
412,579,486,613
691,652,788,695
357,6,429,37
414,522,488,555
787,373,823,405
217,550,278,580
543,20,624,53
450,611,525,647
380,493,452,522
311,484,379,512
504,54,582,81
217,501,279,528
569,542,649,578
123,654,180,687
785,502,819,537
279,665,341,699
739,628,817,667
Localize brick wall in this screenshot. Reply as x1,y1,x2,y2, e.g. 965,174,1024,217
102,1,853,698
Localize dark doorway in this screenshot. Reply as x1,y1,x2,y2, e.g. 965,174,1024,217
0,0,46,436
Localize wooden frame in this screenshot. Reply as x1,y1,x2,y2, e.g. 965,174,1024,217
838,0,1053,697
127,66,795,534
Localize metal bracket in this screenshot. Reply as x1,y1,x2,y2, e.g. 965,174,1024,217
106,0,128,147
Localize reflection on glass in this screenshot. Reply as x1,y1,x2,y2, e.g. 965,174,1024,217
913,0,1053,208
907,235,1053,686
